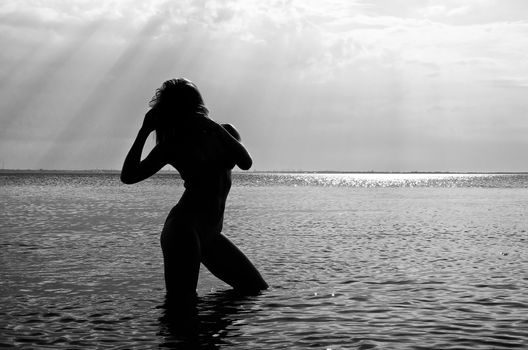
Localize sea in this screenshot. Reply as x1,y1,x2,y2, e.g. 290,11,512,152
1,172,527,349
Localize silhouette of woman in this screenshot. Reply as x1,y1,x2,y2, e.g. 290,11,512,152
121,78,268,301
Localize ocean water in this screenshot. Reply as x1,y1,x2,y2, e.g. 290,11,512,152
1,172,527,349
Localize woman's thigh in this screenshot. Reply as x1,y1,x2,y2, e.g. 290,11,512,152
160,216,201,297
201,234,268,293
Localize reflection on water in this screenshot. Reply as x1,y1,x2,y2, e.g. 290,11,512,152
158,290,262,349
1,173,528,349
234,172,528,188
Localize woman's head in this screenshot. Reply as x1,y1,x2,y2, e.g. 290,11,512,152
149,78,209,143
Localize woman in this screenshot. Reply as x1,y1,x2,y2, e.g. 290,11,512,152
121,78,268,301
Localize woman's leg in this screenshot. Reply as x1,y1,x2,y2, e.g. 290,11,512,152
160,216,201,300
201,234,268,293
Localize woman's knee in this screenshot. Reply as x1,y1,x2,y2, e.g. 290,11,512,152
202,234,268,292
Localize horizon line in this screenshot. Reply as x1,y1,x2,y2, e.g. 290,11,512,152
1,169,527,175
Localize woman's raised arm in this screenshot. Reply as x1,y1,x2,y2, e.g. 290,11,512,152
120,110,168,184
216,123,252,170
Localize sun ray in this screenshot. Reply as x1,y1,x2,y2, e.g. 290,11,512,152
35,3,171,169
0,0,527,171
0,20,103,139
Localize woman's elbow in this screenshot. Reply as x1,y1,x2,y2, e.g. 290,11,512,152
120,172,136,184
237,157,253,171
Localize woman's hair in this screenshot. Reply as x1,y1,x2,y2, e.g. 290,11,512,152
149,78,209,144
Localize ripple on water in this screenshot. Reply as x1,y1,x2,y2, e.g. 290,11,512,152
1,174,528,348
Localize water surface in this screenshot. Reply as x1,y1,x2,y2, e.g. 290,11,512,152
1,173,527,349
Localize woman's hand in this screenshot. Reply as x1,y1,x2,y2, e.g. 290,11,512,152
121,108,168,184
142,108,159,133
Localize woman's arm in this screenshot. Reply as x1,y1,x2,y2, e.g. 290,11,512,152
216,123,253,170
120,110,168,184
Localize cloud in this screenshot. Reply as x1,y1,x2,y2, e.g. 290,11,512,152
489,77,528,89
3,0,524,82
418,4,471,18
1,0,528,170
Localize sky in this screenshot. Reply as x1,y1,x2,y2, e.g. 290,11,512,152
0,0,527,172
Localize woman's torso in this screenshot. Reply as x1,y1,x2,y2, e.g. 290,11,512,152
166,127,234,237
